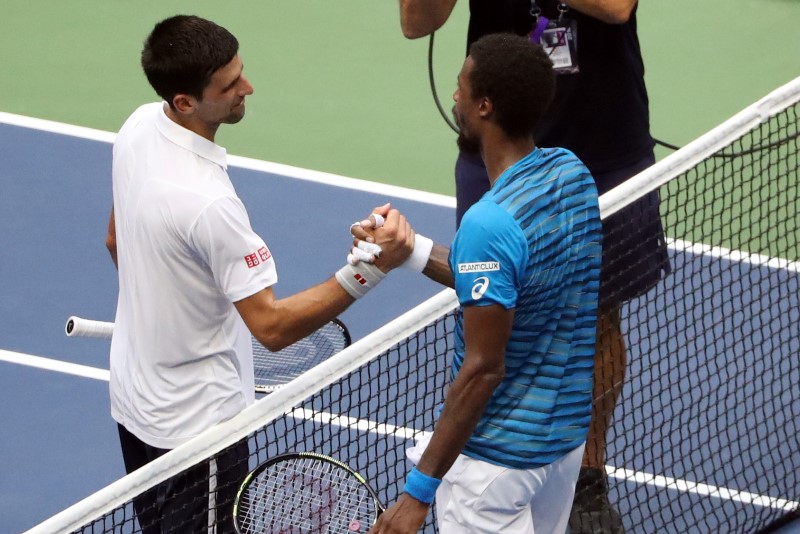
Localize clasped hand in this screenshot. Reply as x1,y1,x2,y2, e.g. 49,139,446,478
348,203,414,272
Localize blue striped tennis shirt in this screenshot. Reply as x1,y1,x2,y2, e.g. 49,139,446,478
449,147,602,469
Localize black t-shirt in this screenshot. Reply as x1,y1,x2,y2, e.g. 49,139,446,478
467,0,654,178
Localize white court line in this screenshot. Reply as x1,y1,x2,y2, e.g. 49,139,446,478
290,408,418,440
3,349,796,512
0,112,116,143
6,112,800,267
668,238,800,273
0,349,109,381
0,111,456,208
296,408,798,511
607,466,800,511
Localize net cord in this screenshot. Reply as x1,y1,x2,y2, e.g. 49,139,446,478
25,288,459,534
599,75,800,220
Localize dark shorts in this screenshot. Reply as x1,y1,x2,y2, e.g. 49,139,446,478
118,424,249,534
455,150,670,309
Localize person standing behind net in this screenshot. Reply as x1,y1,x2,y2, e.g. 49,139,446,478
105,15,413,534
357,33,602,533
398,1,671,532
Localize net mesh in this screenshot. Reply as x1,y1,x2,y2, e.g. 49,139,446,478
601,82,800,532
32,78,799,534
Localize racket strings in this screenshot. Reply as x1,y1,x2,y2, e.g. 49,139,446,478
252,337,327,382
252,323,348,390
239,457,376,533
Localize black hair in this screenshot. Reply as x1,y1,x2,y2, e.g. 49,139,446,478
468,33,555,139
141,15,239,106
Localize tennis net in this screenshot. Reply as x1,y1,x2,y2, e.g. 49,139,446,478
598,75,800,533
29,75,799,534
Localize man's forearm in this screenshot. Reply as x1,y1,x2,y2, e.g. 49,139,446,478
415,363,502,480
414,305,511,481
236,278,355,353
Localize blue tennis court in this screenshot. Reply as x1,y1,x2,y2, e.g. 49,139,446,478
0,117,455,533
1,116,798,533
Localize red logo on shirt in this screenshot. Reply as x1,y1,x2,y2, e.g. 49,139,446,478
245,253,260,268
245,246,272,268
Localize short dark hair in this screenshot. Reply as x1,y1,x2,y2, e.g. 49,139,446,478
141,15,239,106
468,33,555,139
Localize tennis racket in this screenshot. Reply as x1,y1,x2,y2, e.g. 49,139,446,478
233,452,384,534
65,316,350,394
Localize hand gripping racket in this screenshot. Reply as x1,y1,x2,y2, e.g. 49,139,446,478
65,316,350,394
233,452,384,534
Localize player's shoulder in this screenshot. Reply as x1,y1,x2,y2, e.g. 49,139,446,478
458,200,525,251
122,102,161,127
540,147,597,197
116,102,162,143
461,199,516,229
132,101,162,117
540,146,591,174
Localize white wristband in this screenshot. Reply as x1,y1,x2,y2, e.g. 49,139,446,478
335,262,386,299
403,234,433,273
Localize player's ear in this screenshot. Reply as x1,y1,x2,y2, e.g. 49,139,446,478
478,96,493,118
172,93,197,115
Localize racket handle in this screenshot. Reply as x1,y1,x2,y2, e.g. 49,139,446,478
65,316,114,339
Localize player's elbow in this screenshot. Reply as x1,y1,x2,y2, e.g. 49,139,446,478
484,369,505,390
598,2,635,24
401,20,433,40
604,10,631,24
250,316,300,352
399,1,448,39
253,331,290,353
105,233,118,265
471,363,505,392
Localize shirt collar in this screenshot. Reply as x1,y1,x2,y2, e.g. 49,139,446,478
493,147,542,190
155,102,228,170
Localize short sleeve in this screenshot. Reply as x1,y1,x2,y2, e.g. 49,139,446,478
189,196,278,302
449,201,527,309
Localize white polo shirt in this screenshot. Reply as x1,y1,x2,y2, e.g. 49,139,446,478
109,102,278,449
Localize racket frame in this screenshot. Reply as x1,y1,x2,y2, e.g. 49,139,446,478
232,451,384,534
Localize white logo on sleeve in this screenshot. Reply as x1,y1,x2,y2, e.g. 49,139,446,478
458,261,500,273
471,276,490,300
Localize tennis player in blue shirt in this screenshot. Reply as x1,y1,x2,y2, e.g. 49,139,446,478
355,33,602,533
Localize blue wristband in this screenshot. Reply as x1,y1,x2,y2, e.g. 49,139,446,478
403,467,441,504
